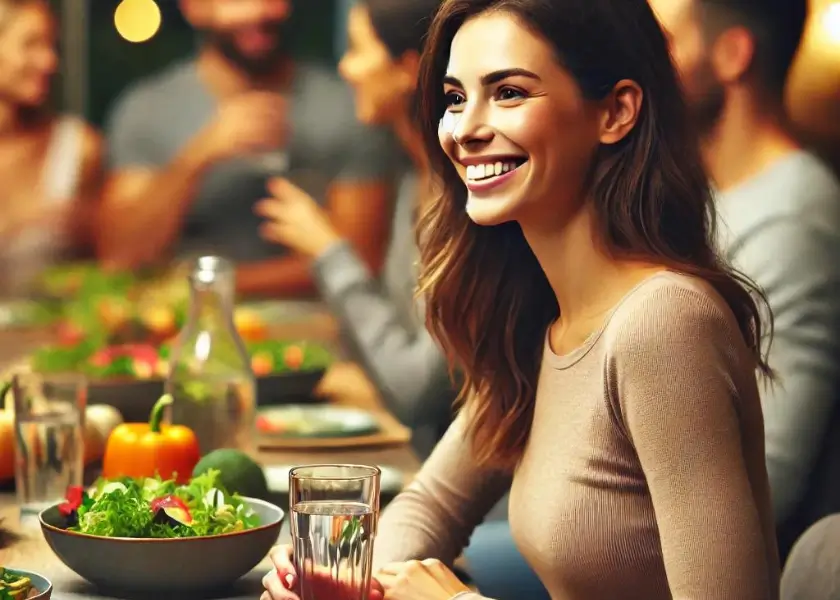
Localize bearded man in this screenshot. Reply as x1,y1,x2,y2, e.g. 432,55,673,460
652,0,840,561
99,0,399,297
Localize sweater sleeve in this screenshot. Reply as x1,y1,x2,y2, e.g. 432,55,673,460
312,240,454,429
608,285,778,599
729,218,840,523
372,412,513,570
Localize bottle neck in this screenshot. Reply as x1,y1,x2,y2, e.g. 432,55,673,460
186,280,235,333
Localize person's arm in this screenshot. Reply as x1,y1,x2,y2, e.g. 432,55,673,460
236,120,397,298
373,411,512,570
98,140,215,269
609,285,778,599
67,124,104,253
98,90,286,269
312,241,453,427
95,88,215,268
733,218,840,523
235,180,393,297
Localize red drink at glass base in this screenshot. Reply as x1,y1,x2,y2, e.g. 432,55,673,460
289,465,381,600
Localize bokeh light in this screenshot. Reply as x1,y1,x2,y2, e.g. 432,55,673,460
114,0,162,44
823,2,840,45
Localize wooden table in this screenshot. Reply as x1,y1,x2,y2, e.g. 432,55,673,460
0,306,422,600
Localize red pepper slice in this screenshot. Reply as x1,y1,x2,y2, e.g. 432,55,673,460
58,485,86,516
151,494,193,525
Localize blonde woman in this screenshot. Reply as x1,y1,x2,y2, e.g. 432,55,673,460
0,0,102,295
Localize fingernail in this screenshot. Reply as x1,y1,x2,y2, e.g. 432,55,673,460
284,573,295,588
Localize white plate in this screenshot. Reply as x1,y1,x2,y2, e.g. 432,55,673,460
257,405,381,439
263,464,405,496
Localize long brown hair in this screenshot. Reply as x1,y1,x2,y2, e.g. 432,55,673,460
416,0,773,470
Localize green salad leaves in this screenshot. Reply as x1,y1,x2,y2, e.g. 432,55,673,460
66,470,261,538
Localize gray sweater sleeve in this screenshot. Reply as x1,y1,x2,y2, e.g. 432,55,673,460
312,241,453,429
734,218,840,523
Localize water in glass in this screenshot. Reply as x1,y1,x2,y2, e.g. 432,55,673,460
290,465,381,600
12,375,85,518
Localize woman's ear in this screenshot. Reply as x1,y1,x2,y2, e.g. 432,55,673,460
599,79,643,145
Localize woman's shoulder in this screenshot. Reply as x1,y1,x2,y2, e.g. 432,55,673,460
602,271,747,358
42,115,103,200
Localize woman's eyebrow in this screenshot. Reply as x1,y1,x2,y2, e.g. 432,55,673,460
443,68,541,88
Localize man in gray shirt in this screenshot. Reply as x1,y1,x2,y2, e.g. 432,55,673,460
652,0,840,557
98,0,399,297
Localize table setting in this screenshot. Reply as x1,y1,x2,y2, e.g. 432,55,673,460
0,256,420,600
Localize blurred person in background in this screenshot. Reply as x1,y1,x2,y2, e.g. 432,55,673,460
98,0,399,298
652,0,840,560
256,1,549,596
257,0,453,459
0,0,102,296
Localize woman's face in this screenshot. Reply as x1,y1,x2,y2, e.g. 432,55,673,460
439,11,607,229
338,4,417,125
0,2,57,108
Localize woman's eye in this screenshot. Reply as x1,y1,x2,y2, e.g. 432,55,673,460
444,91,465,108
497,87,525,101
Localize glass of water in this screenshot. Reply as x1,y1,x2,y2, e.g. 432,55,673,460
12,372,86,518
290,464,381,600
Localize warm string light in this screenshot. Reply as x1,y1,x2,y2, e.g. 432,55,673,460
823,2,840,44
114,0,162,44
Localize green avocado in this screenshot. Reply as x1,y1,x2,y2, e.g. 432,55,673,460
192,449,270,501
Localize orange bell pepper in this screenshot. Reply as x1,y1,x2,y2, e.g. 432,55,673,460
102,394,200,484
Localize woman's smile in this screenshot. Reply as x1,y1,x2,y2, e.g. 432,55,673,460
458,155,529,193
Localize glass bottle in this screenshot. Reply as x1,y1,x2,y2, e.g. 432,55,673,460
165,256,256,456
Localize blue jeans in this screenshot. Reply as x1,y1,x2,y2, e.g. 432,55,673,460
464,520,550,600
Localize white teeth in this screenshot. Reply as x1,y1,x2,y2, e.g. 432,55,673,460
466,160,522,182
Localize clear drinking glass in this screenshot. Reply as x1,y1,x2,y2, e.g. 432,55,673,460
290,465,381,600
12,372,85,518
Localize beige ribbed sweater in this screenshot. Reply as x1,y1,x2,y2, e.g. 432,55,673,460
372,272,780,599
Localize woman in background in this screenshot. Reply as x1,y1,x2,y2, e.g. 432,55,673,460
0,0,102,296
256,0,453,459
265,0,780,598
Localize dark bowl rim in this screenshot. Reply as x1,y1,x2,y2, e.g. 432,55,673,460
2,567,53,598
38,496,284,543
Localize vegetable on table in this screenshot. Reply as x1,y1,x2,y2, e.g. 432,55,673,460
102,394,200,484
192,449,270,500
62,470,261,538
0,567,41,599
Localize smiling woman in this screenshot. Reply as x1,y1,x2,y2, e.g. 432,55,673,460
262,0,782,599
382,0,778,597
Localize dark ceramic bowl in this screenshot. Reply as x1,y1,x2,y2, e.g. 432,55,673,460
87,369,328,422
39,497,284,593
1,568,52,599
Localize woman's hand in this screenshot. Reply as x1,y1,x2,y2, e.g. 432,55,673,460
262,544,385,600
254,178,342,258
376,559,472,600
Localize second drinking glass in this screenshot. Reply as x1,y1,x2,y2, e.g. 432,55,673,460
12,372,86,520
289,464,381,600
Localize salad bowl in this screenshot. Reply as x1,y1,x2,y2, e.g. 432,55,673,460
0,567,52,599
38,481,284,593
